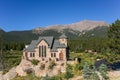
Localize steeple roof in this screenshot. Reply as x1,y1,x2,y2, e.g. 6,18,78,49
59,34,68,39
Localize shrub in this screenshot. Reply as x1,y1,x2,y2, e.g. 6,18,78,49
82,62,92,80
24,68,34,74
31,59,39,65
11,73,40,80
40,64,45,70
48,60,56,69
64,64,73,79
64,71,73,79
82,62,100,80
99,64,109,80
50,75,62,80
90,66,99,80
40,77,49,80
74,63,82,71
2,68,9,74
73,63,82,75
11,76,24,80
41,75,62,80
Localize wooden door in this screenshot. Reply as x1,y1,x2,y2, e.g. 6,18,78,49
59,52,63,60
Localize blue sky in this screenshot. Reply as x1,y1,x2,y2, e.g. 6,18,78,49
0,0,120,31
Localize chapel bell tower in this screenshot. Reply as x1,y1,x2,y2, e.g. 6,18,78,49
59,34,68,46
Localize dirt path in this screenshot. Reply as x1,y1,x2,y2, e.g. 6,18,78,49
108,70,120,80
69,76,83,80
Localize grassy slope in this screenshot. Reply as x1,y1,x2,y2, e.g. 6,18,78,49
2,51,22,74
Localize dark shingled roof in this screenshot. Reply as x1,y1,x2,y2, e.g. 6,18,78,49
24,35,66,52
24,40,37,52
36,36,54,48
51,40,66,52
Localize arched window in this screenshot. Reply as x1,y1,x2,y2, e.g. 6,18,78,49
39,46,41,57
42,45,43,57
39,45,47,57
33,53,35,57
30,53,32,57
51,53,53,57
54,53,56,57
44,46,46,57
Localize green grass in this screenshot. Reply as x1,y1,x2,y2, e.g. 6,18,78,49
69,52,95,66
70,52,120,65
11,73,40,80
12,73,65,80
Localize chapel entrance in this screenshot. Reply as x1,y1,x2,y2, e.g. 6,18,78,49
59,52,64,60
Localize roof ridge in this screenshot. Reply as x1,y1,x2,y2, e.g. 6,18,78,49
59,34,67,39
38,36,54,37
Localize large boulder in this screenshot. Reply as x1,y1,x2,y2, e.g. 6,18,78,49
15,59,33,76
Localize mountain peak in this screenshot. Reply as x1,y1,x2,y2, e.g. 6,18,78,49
65,20,109,32
33,20,109,34
74,20,108,25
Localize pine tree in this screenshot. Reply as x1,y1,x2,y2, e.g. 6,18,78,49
99,64,108,80
82,62,92,80
90,66,99,80
108,19,120,54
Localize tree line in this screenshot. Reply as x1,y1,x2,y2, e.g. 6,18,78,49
68,37,109,53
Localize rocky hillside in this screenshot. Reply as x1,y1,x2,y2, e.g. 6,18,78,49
33,20,109,34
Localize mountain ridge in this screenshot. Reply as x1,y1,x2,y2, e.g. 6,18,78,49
0,20,109,32
0,20,109,42
33,20,109,34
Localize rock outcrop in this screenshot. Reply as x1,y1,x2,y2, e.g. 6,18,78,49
0,67,17,80
3,67,17,80
0,58,67,80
